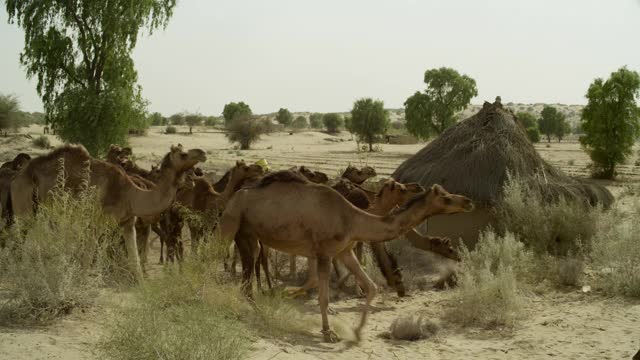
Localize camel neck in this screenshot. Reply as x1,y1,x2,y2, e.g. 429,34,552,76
128,166,179,217
350,201,434,243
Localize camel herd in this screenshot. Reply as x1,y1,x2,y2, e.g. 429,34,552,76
0,144,474,342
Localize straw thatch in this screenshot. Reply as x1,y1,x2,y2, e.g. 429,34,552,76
392,101,613,209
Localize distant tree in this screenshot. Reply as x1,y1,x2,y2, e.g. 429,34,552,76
292,115,307,129
185,114,203,134
6,0,175,156
0,94,21,136
322,113,342,133
580,67,640,179
517,111,541,143
275,108,293,127
405,67,478,139
526,127,541,143
555,119,571,142
204,116,218,127
538,105,563,142
149,112,164,126
225,113,263,150
170,113,185,126
223,102,252,127
350,98,390,152
344,115,354,140
309,113,323,128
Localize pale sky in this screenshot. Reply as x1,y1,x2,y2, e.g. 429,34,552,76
1,0,639,115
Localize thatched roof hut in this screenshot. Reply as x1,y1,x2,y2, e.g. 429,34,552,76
392,100,613,245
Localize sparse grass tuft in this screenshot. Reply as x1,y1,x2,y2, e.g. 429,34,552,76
31,135,50,149
165,125,177,134
0,162,120,324
387,314,439,341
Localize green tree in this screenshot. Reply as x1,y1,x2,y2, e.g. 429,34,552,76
309,113,323,128
225,113,263,150
344,115,354,140
6,0,175,156
223,102,252,127
275,108,293,127
292,115,307,129
580,67,640,179
0,94,21,136
517,111,541,143
526,127,541,143
404,67,477,139
149,112,165,126
185,113,203,134
538,105,563,142
170,113,185,126
555,119,571,142
350,98,390,152
322,113,342,133
204,116,218,127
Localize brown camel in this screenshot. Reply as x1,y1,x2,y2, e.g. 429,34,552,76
10,144,206,282
0,153,32,228
220,170,473,342
341,165,376,185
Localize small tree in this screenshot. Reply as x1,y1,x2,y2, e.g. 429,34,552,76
0,94,21,136
404,67,478,139
517,111,540,143
170,113,185,126
225,113,263,150
149,112,164,126
275,108,293,127
344,115,354,140
322,113,342,133
309,113,323,128
555,119,571,142
292,115,307,129
223,102,252,127
185,114,203,134
204,116,218,127
580,67,640,179
350,98,390,152
538,106,560,142
526,127,541,143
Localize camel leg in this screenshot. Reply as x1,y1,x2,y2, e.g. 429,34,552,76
370,242,405,297
136,221,151,274
354,242,364,264
259,243,273,290
234,233,259,298
336,249,378,342
121,217,144,283
152,223,165,264
318,255,339,342
224,242,237,274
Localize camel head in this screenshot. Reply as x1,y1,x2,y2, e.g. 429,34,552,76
298,166,329,184
342,165,377,185
162,144,207,173
228,160,264,186
107,144,132,166
393,184,474,222
375,179,424,211
10,153,31,171
429,236,460,261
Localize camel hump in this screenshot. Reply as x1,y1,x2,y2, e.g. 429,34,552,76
257,170,309,188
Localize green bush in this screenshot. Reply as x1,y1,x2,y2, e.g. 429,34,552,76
225,115,264,150
526,126,540,143
32,135,51,149
165,126,177,134
0,165,120,324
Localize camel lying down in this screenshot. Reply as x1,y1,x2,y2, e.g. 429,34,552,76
220,170,474,342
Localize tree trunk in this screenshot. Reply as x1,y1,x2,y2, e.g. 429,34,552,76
189,126,193,134
369,142,373,152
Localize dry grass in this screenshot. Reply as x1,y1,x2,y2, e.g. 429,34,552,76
387,314,439,341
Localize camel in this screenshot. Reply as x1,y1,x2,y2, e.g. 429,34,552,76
10,144,206,282
1,153,32,170
0,153,32,228
220,170,473,342
341,165,376,185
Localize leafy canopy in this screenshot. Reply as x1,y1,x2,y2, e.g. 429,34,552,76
322,113,342,133
538,106,568,142
275,108,293,127
6,0,176,155
405,67,477,139
580,67,640,179
223,102,252,127
225,113,263,150
0,94,21,134
292,115,307,129
309,113,323,128
350,98,389,151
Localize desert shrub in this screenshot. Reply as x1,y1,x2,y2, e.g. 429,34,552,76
386,314,438,341
322,113,342,133
101,240,309,360
499,175,600,255
447,230,528,328
0,165,120,324
526,126,540,143
165,125,177,134
31,135,50,148
225,115,264,150
591,200,640,297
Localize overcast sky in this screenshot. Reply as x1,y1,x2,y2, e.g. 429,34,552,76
1,0,639,115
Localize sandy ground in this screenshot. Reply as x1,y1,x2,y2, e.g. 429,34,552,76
1,125,640,359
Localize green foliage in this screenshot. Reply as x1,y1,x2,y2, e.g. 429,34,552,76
517,111,537,129
580,67,640,179
0,94,21,135
309,113,323,128
225,114,263,149
275,108,293,127
165,125,177,134
404,67,478,139
0,167,120,324
292,115,307,129
204,116,218,127
538,105,568,143
185,113,203,134
149,112,166,126
6,0,176,156
32,135,51,149
322,113,342,133
350,98,390,151
223,102,252,127
526,127,541,143
170,113,185,126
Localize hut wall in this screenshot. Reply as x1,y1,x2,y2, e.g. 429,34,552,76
419,207,494,247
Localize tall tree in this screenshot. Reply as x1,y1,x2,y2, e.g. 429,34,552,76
517,111,540,143
185,113,203,134
225,113,263,150
149,112,165,126
170,113,185,126
538,105,562,142
309,113,323,128
404,67,477,139
0,94,21,136
6,0,176,155
580,67,640,179
350,98,390,152
292,115,307,129
322,113,342,133
275,108,293,127
222,102,252,127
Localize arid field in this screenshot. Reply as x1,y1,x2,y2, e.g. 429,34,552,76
1,124,640,360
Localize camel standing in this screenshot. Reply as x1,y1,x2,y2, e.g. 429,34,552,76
10,144,206,282
220,170,473,342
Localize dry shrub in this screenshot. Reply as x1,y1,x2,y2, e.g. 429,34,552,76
31,135,50,149
388,314,439,341
101,239,309,360
0,164,120,324
591,199,640,297
446,230,527,328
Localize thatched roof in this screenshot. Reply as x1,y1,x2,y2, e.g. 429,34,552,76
392,101,614,208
